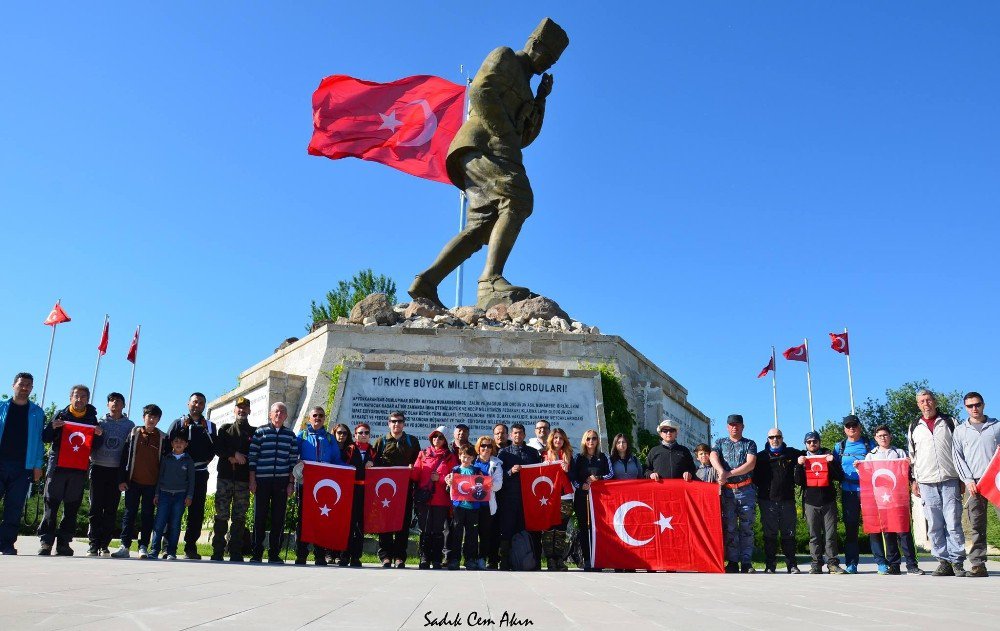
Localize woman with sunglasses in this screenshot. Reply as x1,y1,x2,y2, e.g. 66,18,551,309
333,423,373,567
539,428,574,570
571,429,612,570
294,407,342,566
411,427,459,569
472,435,503,570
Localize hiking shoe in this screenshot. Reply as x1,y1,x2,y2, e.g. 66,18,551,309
725,561,739,573
38,543,53,556
249,556,263,563
335,558,347,567
230,556,245,563
101,548,112,557
268,557,284,564
968,565,988,578
740,562,756,573
877,563,889,575
210,553,225,562
908,566,925,575
184,551,202,560
395,560,406,569
349,560,363,568
952,563,967,577
845,564,857,574
809,564,823,574
56,543,74,556
888,565,902,575
447,562,460,571
418,561,431,569
86,547,100,557
111,545,130,559
316,557,328,567
932,561,954,576
787,565,801,574
382,559,393,568
137,545,149,559
1,547,17,555
166,554,177,560
828,563,846,575
763,565,776,574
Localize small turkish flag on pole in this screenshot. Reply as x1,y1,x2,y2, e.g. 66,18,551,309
308,74,466,184
757,356,774,378
829,331,850,355
364,466,412,533
92,315,110,399
976,447,1000,509
301,462,356,551
782,343,808,362
43,301,71,326
857,460,911,533
519,462,566,530
57,421,95,470
125,325,141,418
39,300,72,409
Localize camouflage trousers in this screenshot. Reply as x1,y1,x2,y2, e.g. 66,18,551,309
212,479,250,559
540,499,573,568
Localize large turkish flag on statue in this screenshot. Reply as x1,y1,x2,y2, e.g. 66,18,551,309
590,479,724,572
57,422,95,470
519,462,568,531
857,460,911,533
300,462,356,550
364,466,411,533
308,74,465,184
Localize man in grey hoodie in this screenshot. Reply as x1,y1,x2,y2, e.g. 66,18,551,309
952,391,1000,578
87,392,135,556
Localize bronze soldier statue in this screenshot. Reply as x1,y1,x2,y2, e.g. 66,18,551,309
408,18,569,310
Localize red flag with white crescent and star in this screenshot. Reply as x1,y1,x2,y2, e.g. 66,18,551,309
590,479,724,572
975,446,1000,509
126,326,139,364
308,74,466,184
519,462,566,531
857,459,911,533
97,318,110,356
56,421,95,470
829,332,850,355
804,455,830,487
782,343,808,362
757,356,774,378
449,472,493,503
301,462,356,550
43,301,71,326
363,466,411,533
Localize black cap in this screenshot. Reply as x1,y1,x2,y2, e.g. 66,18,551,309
455,423,469,431
726,414,744,425
842,414,861,427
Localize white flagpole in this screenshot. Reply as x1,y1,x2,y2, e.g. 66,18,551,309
126,325,140,418
39,299,60,409
91,314,108,398
454,68,472,308
804,337,815,431
770,346,779,429
844,327,855,414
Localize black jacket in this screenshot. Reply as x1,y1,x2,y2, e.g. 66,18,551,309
752,445,802,501
794,447,843,506
42,404,99,470
166,415,217,472
498,443,541,497
214,420,254,482
644,442,697,479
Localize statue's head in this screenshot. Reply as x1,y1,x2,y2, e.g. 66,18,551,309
523,17,568,73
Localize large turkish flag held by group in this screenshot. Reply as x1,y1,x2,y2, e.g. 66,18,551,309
300,462,356,550
590,479,724,572
308,74,466,184
857,460,911,533
364,466,411,533
57,422,95,470
519,462,569,531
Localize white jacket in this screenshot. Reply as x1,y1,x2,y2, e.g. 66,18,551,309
484,456,504,515
908,416,959,484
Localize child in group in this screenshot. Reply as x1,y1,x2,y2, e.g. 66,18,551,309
148,432,195,560
694,443,718,483
114,404,165,558
446,445,483,570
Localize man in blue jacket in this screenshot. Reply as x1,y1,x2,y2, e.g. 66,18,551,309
0,373,46,555
295,406,341,565
833,414,874,574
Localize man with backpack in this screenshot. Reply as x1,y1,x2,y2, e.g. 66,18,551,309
909,389,966,577
371,410,421,568
833,414,874,574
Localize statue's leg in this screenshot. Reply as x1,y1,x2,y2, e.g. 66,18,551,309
477,164,533,300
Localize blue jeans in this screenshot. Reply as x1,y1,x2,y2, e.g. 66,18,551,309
919,479,965,564
121,483,156,548
0,460,32,551
149,491,186,556
721,485,756,563
840,489,861,566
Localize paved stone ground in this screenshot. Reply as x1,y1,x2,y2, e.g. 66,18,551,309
0,537,996,630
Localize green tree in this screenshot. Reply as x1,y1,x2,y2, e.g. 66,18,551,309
308,269,397,331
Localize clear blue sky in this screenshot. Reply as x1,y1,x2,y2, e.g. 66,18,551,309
2,2,997,444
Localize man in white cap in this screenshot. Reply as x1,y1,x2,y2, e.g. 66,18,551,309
645,418,696,481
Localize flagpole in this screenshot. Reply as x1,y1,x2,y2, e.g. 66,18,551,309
39,299,60,409
804,337,815,431
844,327,855,414
126,325,140,418
770,346,779,429
454,68,472,308
92,314,108,398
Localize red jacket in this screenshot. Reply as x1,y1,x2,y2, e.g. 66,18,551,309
411,446,458,506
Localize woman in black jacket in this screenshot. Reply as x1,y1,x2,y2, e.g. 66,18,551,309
571,429,612,570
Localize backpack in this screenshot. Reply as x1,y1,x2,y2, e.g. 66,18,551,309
835,437,874,458
907,415,955,456
509,530,538,571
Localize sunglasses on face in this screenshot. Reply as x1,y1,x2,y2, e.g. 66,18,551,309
966,402,984,409
355,430,370,435
335,431,348,435
805,439,819,444
767,435,782,440
389,419,404,424
311,414,325,418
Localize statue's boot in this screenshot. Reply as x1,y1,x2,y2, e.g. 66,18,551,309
477,212,531,309
407,275,446,310
408,230,486,309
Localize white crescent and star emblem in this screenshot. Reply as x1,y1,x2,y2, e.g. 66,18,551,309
531,476,555,506
68,431,86,452
612,501,674,548
378,100,438,147
871,468,897,504
792,346,806,358
312,478,342,516
833,337,846,351
457,480,472,495
375,477,397,508
810,461,824,476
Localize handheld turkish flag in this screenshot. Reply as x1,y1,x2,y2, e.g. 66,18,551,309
857,459,911,533
804,455,830,487
57,421,95,470
757,356,775,378
519,462,567,530
301,462,356,550
449,472,492,503
97,318,110,356
43,301,71,326
829,332,850,355
782,343,808,362
590,479,724,572
126,327,139,363
308,74,466,184
975,446,1000,509
364,466,411,533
